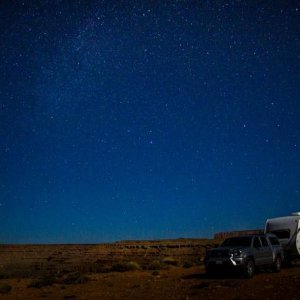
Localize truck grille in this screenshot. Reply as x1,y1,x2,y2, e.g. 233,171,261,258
209,249,230,258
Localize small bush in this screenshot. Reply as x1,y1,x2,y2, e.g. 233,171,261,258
111,263,127,272
93,264,111,273
0,284,12,294
60,272,88,285
162,257,178,266
106,281,114,287
148,260,162,270
183,261,193,268
126,261,141,271
89,261,111,273
28,275,56,288
55,269,71,277
111,261,141,272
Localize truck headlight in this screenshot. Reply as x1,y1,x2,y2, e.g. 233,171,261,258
230,249,243,257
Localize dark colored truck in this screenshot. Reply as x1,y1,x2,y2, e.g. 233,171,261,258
204,234,284,278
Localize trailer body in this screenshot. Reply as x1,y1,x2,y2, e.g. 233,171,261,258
265,213,300,261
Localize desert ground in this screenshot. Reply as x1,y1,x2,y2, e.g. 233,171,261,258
0,239,299,300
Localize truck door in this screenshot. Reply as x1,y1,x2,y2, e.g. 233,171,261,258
253,237,264,265
260,236,273,265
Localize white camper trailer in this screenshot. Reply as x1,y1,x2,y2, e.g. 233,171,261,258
265,212,300,262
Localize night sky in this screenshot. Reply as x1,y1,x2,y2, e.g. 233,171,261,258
1,1,300,243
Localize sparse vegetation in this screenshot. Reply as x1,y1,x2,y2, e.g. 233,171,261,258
91,264,111,273
162,257,178,266
152,270,160,276
0,239,211,279
60,272,88,285
126,261,141,271
27,272,88,288
148,260,162,270
183,261,194,268
106,281,114,287
0,284,12,294
111,261,141,272
27,274,56,288
110,262,128,272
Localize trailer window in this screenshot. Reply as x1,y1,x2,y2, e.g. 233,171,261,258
270,230,290,239
269,237,280,246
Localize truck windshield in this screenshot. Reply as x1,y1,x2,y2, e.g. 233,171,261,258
221,237,252,247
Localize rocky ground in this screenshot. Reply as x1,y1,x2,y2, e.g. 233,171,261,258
0,241,299,299
0,240,213,277
0,264,300,300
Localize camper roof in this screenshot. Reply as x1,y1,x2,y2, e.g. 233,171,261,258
266,215,300,223
266,216,300,231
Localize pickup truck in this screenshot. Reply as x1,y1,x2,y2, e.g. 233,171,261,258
204,234,284,278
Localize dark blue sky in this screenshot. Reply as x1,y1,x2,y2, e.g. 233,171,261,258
1,1,299,243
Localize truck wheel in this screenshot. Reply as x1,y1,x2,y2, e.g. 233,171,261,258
272,256,281,272
243,259,255,278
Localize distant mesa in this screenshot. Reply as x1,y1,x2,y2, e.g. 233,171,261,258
214,229,264,240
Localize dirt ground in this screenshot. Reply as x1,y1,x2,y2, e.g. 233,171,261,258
1,264,300,300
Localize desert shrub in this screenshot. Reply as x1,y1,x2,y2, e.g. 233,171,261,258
60,272,88,285
126,261,141,271
0,268,33,279
183,261,193,268
111,261,140,272
0,284,12,294
55,269,72,278
162,257,178,266
88,261,111,273
73,263,90,274
110,263,126,272
106,281,114,287
148,260,162,270
27,274,56,288
92,264,111,273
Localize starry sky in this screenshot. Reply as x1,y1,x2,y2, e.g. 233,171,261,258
1,1,300,243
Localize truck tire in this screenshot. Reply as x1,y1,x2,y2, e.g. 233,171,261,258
272,256,282,272
243,259,255,278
